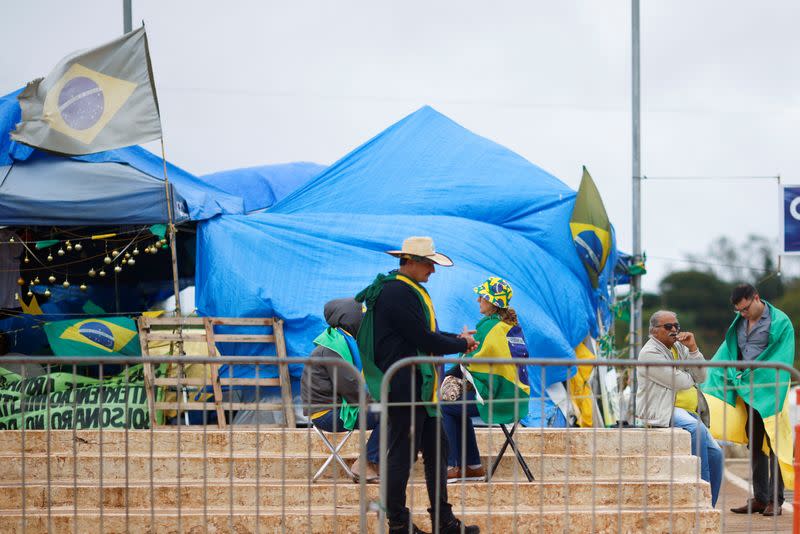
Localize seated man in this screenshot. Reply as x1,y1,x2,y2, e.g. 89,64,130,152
635,310,723,507
300,298,379,482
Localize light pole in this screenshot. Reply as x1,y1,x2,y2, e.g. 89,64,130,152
123,0,132,33
630,0,642,419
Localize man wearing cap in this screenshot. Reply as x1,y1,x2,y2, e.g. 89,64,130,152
356,236,479,534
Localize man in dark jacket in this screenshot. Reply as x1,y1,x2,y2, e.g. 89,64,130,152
301,298,379,481
357,236,479,534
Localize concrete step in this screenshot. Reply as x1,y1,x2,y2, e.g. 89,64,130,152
0,427,692,456
0,479,712,510
0,507,722,533
0,452,700,483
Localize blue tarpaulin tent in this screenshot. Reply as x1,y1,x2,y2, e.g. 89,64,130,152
201,162,326,213
0,89,244,224
196,106,617,425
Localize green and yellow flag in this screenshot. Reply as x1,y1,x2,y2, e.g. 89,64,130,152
461,315,530,424
43,317,140,357
570,167,611,289
11,25,161,155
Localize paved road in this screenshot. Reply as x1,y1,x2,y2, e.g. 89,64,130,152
719,459,793,533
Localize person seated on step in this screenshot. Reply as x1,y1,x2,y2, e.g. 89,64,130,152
300,298,379,483
441,277,531,481
634,310,723,507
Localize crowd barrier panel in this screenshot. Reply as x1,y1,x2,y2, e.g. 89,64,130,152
377,356,800,534
0,355,370,534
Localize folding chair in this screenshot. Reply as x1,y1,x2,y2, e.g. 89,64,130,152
487,421,534,482
311,424,355,483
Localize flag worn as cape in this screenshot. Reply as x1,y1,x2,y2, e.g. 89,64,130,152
43,317,141,357
356,271,439,416
461,315,531,424
569,167,611,289
702,301,795,487
11,25,161,155
313,327,361,430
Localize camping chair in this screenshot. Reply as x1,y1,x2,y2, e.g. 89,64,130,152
311,423,355,483
487,421,534,482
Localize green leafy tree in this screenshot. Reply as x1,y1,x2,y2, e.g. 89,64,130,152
658,270,733,355
772,279,800,368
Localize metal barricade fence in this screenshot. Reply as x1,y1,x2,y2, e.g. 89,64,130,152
377,357,800,534
0,355,370,534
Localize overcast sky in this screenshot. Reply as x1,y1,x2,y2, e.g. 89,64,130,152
3,1,799,291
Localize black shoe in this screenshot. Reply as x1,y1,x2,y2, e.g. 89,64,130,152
439,518,480,534
388,523,430,534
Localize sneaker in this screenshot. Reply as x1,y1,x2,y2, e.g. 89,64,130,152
446,465,486,482
439,517,480,534
351,458,380,483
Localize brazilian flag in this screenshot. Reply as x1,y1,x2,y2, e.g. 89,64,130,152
570,167,611,289
43,317,141,357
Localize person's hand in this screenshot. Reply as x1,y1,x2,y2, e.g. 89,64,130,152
459,326,478,352
676,331,698,352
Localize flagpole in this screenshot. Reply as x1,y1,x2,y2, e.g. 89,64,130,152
160,138,183,321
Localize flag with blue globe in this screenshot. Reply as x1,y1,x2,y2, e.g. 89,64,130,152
43,317,140,356
11,25,161,155
569,167,611,289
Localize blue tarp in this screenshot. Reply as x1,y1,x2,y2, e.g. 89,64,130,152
201,162,326,213
0,89,244,224
196,106,617,425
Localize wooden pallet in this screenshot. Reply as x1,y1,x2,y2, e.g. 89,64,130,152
137,316,295,428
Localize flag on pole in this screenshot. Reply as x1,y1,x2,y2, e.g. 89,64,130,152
569,166,611,289
11,25,161,155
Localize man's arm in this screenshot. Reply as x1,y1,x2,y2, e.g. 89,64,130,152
638,350,696,390
382,282,468,355
676,333,706,383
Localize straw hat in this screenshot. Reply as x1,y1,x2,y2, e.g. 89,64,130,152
386,236,453,266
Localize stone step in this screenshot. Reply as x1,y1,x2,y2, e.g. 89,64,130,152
0,507,722,533
0,452,700,483
0,427,691,456
0,479,712,510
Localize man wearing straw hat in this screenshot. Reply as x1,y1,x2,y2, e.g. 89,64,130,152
357,236,480,534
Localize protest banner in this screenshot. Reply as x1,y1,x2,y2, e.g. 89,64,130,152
0,364,158,429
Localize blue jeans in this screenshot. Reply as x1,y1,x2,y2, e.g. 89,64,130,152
313,408,380,465
672,407,723,507
441,396,481,467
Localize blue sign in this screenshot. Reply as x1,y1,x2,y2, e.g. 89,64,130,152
783,186,800,254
